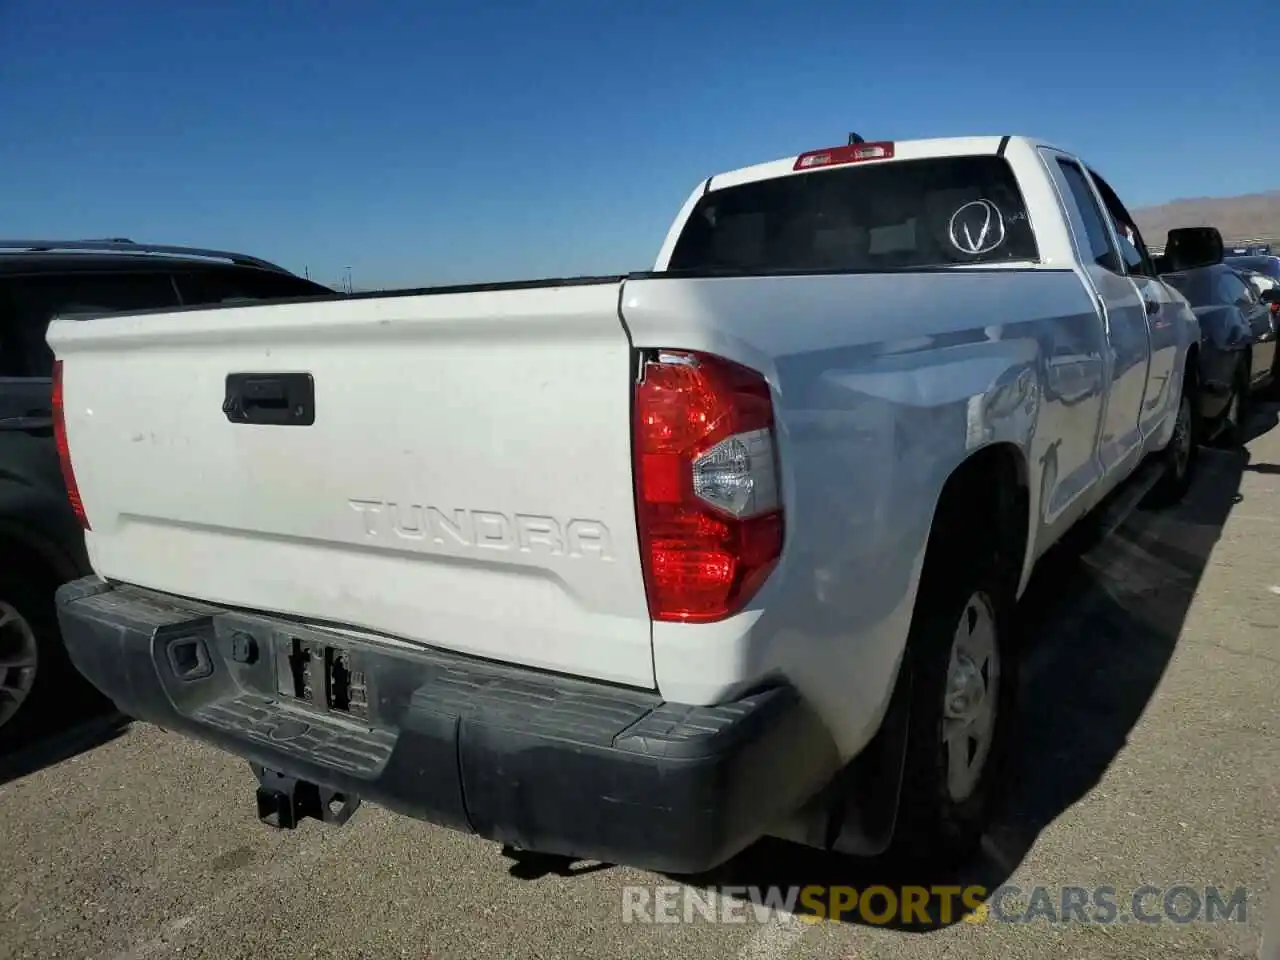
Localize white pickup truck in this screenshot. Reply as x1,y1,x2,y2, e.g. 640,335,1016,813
50,135,1208,874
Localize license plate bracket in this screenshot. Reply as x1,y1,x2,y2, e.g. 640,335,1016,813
274,632,369,720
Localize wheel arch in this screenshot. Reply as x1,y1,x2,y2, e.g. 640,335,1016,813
923,441,1031,602
0,518,81,588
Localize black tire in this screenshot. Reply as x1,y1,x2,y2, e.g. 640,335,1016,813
0,565,77,750
889,500,1019,867
1148,374,1198,508
1217,354,1251,448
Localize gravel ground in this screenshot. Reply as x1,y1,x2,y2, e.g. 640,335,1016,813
2,409,1278,960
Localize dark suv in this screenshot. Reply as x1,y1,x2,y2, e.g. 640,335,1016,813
0,240,334,744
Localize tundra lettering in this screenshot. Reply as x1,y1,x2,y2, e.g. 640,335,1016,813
347,498,613,560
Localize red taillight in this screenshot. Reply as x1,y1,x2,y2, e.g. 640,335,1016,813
793,141,894,171
52,359,89,530
1270,302,1278,315
633,351,784,623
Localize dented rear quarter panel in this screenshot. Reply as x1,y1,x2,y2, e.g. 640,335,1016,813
626,136,1198,762
620,267,1115,758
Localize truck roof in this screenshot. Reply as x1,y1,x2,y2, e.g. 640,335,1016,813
707,135,1056,192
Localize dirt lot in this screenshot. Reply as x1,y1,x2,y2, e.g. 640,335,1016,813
2,408,1278,960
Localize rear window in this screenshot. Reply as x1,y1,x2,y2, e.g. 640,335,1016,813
1163,270,1215,307
173,267,333,305
668,155,1040,274
0,271,181,378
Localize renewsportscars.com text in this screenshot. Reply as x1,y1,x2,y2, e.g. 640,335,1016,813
621,884,1249,926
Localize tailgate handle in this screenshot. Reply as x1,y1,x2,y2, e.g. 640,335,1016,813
223,373,315,426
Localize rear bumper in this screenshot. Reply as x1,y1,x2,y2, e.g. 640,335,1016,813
55,577,838,874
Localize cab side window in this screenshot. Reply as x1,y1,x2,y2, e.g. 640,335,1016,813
173,267,332,306
1056,159,1123,275
0,282,24,377
0,272,180,378
1113,226,1151,277
1087,167,1158,279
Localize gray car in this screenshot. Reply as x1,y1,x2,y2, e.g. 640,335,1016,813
1159,254,1278,444
0,239,333,745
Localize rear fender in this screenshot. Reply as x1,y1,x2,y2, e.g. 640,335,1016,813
620,271,1058,761
1196,305,1251,353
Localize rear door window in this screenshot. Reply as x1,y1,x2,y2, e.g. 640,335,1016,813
1055,159,1123,275
1163,270,1215,307
0,271,180,378
668,155,1040,273
1218,271,1257,308
1086,167,1158,279
173,267,332,306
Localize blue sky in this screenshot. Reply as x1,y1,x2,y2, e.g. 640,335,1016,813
2,0,1277,290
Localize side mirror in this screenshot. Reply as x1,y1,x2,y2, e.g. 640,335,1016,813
1164,227,1224,271
1260,288,1280,305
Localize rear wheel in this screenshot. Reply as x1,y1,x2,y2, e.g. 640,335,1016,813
1217,354,1251,447
891,504,1019,866
1148,372,1198,508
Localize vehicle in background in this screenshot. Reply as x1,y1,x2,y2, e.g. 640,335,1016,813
1225,253,1280,284
1236,268,1280,358
50,137,1205,874
1227,243,1272,256
1237,267,1280,304
1160,229,1278,444
0,240,334,744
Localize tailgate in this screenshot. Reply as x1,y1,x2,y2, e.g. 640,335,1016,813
49,281,655,688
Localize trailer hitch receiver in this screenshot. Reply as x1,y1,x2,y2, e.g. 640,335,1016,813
251,764,362,829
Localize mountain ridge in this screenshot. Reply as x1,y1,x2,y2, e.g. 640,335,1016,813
1132,190,1280,243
